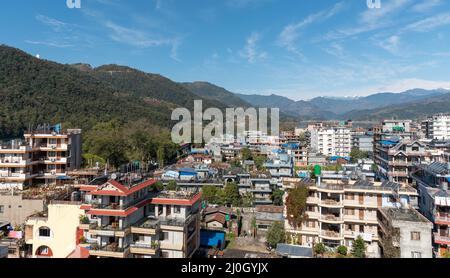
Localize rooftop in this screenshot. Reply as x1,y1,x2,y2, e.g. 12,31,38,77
380,208,429,223
276,244,313,258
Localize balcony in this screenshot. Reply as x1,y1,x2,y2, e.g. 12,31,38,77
89,243,130,258
131,218,159,235
434,233,450,245
435,215,450,225
130,242,160,256
320,230,342,240
89,223,131,237
319,199,343,208
319,214,343,224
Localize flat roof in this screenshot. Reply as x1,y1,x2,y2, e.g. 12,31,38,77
276,244,313,258
380,208,429,223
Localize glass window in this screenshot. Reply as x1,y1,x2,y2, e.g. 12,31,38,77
411,232,421,241
0,205,4,213
39,227,51,237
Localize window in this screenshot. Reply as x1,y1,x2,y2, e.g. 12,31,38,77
39,227,51,237
174,206,181,214
0,205,4,213
163,232,169,240
411,232,421,241
411,252,422,258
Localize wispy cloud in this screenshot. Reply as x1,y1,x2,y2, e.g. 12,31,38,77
278,2,344,56
225,0,272,9
379,35,400,54
239,32,267,63
35,14,68,32
323,0,410,41
24,40,73,48
411,0,442,13
404,12,450,32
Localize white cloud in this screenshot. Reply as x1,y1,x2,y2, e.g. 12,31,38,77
278,2,344,56
379,35,400,54
404,12,450,32
411,0,442,13
35,15,68,31
239,32,267,63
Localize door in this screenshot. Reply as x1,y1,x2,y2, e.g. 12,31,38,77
359,209,364,220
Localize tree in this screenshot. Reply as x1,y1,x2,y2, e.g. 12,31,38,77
202,185,219,204
154,181,164,192
254,156,266,171
266,222,285,248
166,180,179,191
285,185,309,228
157,146,165,168
351,236,367,258
251,216,257,238
272,189,284,206
241,147,253,161
350,148,369,163
314,243,326,257
223,182,241,207
241,192,254,207
337,245,348,257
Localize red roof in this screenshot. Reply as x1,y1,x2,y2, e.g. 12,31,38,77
67,246,90,259
88,179,156,197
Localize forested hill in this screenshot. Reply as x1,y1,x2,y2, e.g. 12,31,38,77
0,45,223,139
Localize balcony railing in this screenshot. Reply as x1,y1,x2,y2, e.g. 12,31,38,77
321,230,342,239
434,233,450,244
435,215,450,224
319,199,343,207
320,214,343,222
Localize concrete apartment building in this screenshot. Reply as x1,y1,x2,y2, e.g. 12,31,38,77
411,162,450,257
422,114,450,140
352,133,374,153
310,126,352,157
24,201,84,258
378,207,433,258
374,140,433,184
0,126,82,189
78,175,201,258
0,192,44,226
284,179,419,258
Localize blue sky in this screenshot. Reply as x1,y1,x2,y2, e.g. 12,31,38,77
1,0,450,100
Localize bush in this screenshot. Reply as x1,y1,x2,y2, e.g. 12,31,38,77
314,243,326,256
337,245,348,256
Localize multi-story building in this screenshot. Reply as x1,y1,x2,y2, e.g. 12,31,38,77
374,140,433,184
78,174,201,258
24,200,84,258
264,153,294,180
310,126,352,157
0,127,82,189
422,114,450,140
284,179,419,258
352,133,374,154
378,207,433,258
0,192,44,226
411,162,450,257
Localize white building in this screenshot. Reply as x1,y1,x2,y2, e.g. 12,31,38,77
427,114,450,140
310,126,352,157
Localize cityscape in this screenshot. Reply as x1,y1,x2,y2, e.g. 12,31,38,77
0,0,450,265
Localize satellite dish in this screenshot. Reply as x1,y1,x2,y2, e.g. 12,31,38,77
111,173,117,180
36,54,40,59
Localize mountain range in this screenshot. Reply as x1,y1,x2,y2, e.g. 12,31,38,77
1,44,450,140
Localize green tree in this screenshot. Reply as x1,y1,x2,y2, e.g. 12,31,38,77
202,185,219,204
314,243,326,257
351,236,367,258
251,216,257,238
266,222,285,248
166,180,179,191
272,189,284,206
337,245,348,257
350,148,369,163
286,185,309,228
241,192,254,207
223,182,241,207
254,156,266,171
157,146,165,168
154,181,164,192
241,147,253,161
